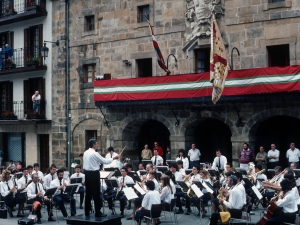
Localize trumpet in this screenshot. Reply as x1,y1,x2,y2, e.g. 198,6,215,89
247,169,265,179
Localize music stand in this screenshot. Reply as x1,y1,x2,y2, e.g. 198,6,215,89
104,167,121,177
156,166,169,173
64,185,78,194
70,178,82,184
176,181,189,191
166,160,177,165
142,160,152,165
185,169,192,175
126,183,135,188
235,167,247,175
16,172,23,179
100,171,114,179
267,169,275,179
105,179,120,189
44,187,58,217
138,170,147,176
127,172,141,182
199,163,205,170
208,169,219,177
156,171,162,181
294,169,300,177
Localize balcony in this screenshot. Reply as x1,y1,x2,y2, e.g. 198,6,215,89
0,46,47,75
0,101,47,122
0,0,47,26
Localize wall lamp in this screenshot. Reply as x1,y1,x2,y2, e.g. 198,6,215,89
122,60,132,66
41,40,59,65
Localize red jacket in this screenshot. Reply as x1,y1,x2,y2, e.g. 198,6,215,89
153,146,164,157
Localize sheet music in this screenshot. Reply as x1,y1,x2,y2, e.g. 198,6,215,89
202,181,213,194
134,183,146,195
123,187,139,200
191,184,203,198
251,186,263,200
100,171,114,179
71,163,78,168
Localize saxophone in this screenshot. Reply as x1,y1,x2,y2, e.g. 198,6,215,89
217,189,228,212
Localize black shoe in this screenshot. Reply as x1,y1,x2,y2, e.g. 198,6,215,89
120,212,124,218
37,219,42,224
95,211,106,218
48,217,56,222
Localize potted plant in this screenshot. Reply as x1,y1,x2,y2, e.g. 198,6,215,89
27,0,37,11
0,111,17,120
5,8,17,16
25,56,39,66
26,109,40,119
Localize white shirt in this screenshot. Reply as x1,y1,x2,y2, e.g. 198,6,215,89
254,173,267,188
276,189,298,213
211,155,227,170
179,168,186,176
70,172,85,186
32,170,44,181
223,185,244,210
151,155,164,166
268,149,280,162
236,182,246,205
44,173,57,190
105,152,118,159
27,182,45,200
32,94,41,101
83,148,113,170
50,178,68,196
149,178,159,191
160,186,174,204
117,175,134,190
175,157,189,170
286,148,300,162
188,148,201,161
188,174,200,184
0,180,17,197
10,176,18,186
17,176,32,193
142,190,161,210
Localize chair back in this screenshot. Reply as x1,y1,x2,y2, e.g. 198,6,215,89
150,203,164,218
170,198,176,211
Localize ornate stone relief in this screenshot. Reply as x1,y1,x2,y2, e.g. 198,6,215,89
185,0,224,41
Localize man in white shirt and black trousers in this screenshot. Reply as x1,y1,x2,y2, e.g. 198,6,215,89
83,139,120,219
211,149,227,173
151,149,163,167
43,165,57,190
188,143,201,169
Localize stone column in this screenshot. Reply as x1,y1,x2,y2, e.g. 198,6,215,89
26,131,38,165
170,135,185,159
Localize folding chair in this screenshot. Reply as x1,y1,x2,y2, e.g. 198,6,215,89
162,199,177,225
144,203,164,225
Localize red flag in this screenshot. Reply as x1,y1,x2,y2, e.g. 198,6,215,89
210,14,229,104
146,20,171,75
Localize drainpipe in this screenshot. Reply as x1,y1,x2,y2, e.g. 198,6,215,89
65,0,71,171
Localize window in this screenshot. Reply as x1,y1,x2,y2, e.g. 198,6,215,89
0,31,13,49
0,81,13,112
84,64,96,83
138,5,150,23
85,15,95,31
136,58,152,77
195,48,210,73
85,130,97,149
24,25,43,64
267,44,289,67
269,0,284,2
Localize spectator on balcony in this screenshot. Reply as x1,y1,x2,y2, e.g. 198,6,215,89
4,44,13,59
32,91,41,113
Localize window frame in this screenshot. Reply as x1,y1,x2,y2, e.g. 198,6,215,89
194,48,211,73
267,44,290,67
84,64,96,83
136,58,152,78
137,5,150,23
85,15,95,31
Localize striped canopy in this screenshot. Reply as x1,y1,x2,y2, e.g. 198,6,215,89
94,66,300,105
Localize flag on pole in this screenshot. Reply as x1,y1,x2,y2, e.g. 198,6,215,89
210,13,229,104
146,18,171,75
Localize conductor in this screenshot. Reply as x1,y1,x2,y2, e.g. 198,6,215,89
83,139,120,218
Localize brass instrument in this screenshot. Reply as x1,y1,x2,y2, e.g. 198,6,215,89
181,172,192,193
217,188,229,212
247,169,265,179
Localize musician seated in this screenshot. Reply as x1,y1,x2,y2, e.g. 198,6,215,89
148,170,160,191
210,198,230,225
27,173,55,223
135,181,160,225
50,169,76,218
107,167,134,217
0,170,25,217
217,175,244,220
43,165,57,190
151,150,164,167
17,167,32,201
174,161,186,214
264,179,298,225
176,149,189,170
211,149,227,173
32,163,44,182
70,165,85,209
185,166,200,215
160,175,174,209
10,169,19,187
105,146,119,160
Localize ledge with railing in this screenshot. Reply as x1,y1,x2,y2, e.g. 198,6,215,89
0,46,46,75
0,0,47,25
0,101,47,120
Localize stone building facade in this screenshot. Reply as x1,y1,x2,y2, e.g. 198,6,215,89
51,0,300,168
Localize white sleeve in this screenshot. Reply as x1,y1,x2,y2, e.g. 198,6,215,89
223,156,227,170
211,158,217,169
96,153,113,165
188,150,191,157
27,185,36,199
286,151,289,158
160,187,168,201
184,158,189,170
142,193,149,208
277,150,280,158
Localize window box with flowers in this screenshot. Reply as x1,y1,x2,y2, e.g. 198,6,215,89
26,110,40,119
2,59,16,69
0,111,17,120
5,8,17,16
25,56,39,67
27,0,39,11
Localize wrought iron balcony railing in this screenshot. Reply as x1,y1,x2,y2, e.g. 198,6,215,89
0,0,46,17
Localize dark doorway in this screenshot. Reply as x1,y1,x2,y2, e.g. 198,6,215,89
137,120,170,159
255,116,300,169
39,134,49,173
193,118,232,164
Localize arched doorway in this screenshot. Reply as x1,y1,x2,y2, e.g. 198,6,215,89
137,120,170,159
253,116,300,168
186,118,232,164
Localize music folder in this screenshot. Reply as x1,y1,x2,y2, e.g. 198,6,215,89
208,169,219,177
127,172,141,182
100,171,114,179
123,187,139,200
176,181,189,190
44,187,58,197
104,167,121,177
134,182,146,195
235,168,247,175
105,178,120,188
251,185,263,200
64,184,78,193
185,169,192,175
156,166,169,173
191,184,204,198
166,160,177,165
126,183,135,188
138,170,147,176
142,160,152,165
70,177,82,184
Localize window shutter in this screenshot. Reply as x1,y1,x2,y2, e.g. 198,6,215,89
7,31,14,48
24,28,30,62
38,25,43,64
23,79,30,112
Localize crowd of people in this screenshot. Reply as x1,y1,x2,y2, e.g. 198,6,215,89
0,140,300,225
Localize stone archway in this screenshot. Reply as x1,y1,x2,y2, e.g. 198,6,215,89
185,118,232,163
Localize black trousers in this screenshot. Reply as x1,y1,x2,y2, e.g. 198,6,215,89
85,170,101,217
210,209,242,225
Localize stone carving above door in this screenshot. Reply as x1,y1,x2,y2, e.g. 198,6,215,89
185,0,224,41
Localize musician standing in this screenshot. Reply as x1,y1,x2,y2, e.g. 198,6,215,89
83,139,119,218
27,173,54,223
188,143,201,169
211,149,227,173
153,142,164,157
238,143,255,171
151,149,164,167
255,146,268,173
265,179,298,224
268,144,280,169
286,142,300,168
176,149,189,170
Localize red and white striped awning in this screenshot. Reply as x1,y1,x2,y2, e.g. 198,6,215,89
94,65,300,105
